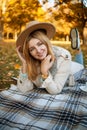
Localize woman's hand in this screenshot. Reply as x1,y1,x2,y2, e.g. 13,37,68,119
41,55,54,75
16,46,27,73
16,46,26,64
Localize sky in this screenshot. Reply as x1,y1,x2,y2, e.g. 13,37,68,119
39,0,55,10
39,0,54,5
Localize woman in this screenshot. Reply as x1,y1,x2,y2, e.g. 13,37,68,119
16,21,84,94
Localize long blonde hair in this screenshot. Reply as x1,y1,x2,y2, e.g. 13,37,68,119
23,30,55,81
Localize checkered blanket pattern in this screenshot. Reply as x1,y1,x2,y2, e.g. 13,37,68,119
0,69,87,130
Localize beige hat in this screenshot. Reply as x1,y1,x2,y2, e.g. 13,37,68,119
16,21,56,49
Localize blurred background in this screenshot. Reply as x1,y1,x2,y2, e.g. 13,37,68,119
0,0,87,90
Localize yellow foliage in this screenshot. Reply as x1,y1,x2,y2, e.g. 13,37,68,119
37,7,45,16
14,64,21,69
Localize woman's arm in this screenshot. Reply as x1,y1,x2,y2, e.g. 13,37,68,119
17,69,34,93
41,55,71,94
16,46,34,93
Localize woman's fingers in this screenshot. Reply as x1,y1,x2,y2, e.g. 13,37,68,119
16,46,21,53
16,46,26,64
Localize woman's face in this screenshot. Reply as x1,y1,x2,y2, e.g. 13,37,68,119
28,38,48,61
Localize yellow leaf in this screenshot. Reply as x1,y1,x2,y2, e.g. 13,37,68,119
14,64,20,69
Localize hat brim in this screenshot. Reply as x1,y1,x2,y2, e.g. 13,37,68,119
16,22,56,49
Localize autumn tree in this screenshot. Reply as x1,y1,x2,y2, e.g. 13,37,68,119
42,0,87,44
4,0,45,36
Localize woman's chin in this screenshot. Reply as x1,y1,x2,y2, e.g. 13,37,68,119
37,55,46,60
37,56,45,61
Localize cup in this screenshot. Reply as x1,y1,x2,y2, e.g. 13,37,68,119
69,74,75,86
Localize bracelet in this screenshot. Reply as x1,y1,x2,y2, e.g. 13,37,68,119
20,73,28,79
41,73,48,80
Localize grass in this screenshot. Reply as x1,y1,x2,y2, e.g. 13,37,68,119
0,40,87,91
0,40,21,90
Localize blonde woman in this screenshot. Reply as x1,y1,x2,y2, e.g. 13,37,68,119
16,21,84,94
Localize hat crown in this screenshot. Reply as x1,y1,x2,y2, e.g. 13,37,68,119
26,21,40,29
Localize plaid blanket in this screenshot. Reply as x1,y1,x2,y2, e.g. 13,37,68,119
0,69,87,130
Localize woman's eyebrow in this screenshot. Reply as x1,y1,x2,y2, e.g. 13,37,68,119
29,41,41,48
29,40,43,49
29,46,34,50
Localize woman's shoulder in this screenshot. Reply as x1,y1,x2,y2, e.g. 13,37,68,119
52,45,71,59
52,45,70,53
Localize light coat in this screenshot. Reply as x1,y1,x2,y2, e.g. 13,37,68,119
17,46,84,94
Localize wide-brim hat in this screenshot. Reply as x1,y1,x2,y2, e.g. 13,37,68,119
16,21,56,50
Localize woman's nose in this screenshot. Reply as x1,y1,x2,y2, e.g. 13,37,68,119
36,47,41,52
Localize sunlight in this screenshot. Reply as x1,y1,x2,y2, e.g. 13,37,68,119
39,0,55,10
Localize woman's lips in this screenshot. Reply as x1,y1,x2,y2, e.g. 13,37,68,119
37,51,45,57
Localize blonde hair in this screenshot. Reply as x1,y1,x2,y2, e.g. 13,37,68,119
23,30,55,81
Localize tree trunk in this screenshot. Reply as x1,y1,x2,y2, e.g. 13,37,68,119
83,21,87,45
14,31,17,41
0,20,3,40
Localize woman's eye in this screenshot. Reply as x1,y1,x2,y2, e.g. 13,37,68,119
29,48,35,52
38,42,43,46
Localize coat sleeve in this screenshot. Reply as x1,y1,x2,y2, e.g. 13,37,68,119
41,55,71,94
17,71,34,93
